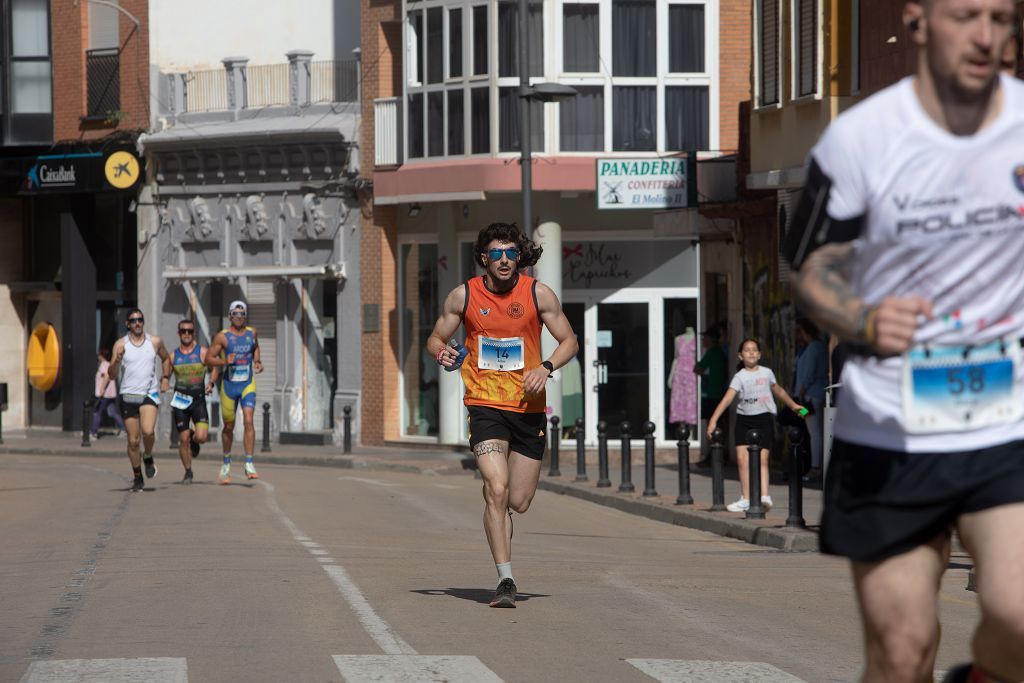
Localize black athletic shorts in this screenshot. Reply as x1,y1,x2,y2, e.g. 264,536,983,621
467,406,547,460
171,393,209,433
734,412,774,448
118,394,158,419
821,438,1024,563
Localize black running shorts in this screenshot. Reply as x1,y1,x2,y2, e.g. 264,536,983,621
172,393,209,433
118,394,157,419
468,406,548,460
821,438,1024,563
734,412,774,448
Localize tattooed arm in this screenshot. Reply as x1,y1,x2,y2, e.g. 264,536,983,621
793,242,932,356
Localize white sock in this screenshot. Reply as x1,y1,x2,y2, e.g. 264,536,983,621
496,562,513,582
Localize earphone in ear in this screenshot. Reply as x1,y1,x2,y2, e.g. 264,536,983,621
907,17,920,32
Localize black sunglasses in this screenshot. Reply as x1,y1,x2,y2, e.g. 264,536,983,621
178,328,195,335
127,317,144,324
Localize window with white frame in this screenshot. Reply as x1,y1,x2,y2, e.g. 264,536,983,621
403,0,715,161
793,0,818,98
755,0,779,107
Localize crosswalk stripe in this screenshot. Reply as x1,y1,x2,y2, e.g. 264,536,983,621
626,659,805,683
21,657,188,682
332,655,503,682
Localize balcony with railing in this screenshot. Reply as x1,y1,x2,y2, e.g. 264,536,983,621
86,47,120,119
175,57,359,114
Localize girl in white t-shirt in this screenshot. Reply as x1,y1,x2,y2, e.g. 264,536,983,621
707,338,804,513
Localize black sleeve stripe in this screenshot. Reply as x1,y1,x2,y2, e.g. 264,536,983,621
460,282,469,320
532,280,542,324
783,159,865,270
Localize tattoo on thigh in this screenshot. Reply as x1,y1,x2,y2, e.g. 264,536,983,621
474,440,508,458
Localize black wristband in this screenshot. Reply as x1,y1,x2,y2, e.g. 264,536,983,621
541,360,554,376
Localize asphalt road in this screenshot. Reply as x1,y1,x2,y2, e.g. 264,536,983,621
1,454,979,682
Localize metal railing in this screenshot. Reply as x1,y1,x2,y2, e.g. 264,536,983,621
247,62,290,108
185,68,228,112
86,48,120,118
374,97,402,166
311,60,359,104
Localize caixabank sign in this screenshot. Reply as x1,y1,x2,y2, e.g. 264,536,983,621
20,148,142,194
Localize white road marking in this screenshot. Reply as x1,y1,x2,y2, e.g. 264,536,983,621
309,549,330,555
317,557,337,563
338,476,403,488
627,659,805,683
21,657,188,682
260,481,417,656
333,655,503,682
301,541,322,548
431,483,461,489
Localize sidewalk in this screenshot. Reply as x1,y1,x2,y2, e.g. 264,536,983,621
0,429,821,552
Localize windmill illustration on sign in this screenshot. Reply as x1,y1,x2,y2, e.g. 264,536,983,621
602,181,623,205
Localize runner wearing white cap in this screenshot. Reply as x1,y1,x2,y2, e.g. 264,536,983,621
205,300,263,483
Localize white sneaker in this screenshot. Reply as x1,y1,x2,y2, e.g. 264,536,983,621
726,497,749,512
219,463,231,485
244,461,259,480
761,496,773,511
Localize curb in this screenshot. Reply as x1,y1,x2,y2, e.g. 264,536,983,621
537,479,819,552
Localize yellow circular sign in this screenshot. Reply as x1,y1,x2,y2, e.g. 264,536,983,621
104,151,140,189
27,323,61,392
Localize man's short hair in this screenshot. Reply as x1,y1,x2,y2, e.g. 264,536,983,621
125,307,144,320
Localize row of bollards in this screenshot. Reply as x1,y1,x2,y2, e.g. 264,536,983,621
548,416,805,523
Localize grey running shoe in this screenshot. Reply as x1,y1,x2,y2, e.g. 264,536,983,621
182,470,194,485
144,458,157,480
131,476,144,492
489,578,517,608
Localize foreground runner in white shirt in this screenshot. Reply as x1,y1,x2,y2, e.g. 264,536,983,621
784,2,1024,680
108,308,172,492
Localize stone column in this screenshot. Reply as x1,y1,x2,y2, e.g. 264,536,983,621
534,220,563,429
437,203,463,445
222,56,249,119
286,50,314,107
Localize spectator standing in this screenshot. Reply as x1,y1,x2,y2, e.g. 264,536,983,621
795,320,828,482
92,349,126,438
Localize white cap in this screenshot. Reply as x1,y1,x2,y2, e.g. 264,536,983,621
228,300,247,314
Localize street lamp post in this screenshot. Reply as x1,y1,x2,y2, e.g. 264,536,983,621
517,0,577,239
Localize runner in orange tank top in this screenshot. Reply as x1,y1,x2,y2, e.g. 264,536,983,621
427,223,578,608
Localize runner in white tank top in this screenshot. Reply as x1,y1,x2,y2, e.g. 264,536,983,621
107,308,172,492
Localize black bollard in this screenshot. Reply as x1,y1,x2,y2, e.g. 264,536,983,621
676,424,693,505
548,416,561,476
343,405,353,454
642,421,657,497
786,427,806,528
596,420,611,487
709,428,726,511
574,417,587,482
745,430,765,519
261,402,272,453
618,421,635,492
0,382,7,445
81,400,93,447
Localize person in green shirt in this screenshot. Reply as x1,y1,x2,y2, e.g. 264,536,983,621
694,326,729,464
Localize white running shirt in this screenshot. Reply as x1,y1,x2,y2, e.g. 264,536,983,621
120,333,159,396
809,75,1024,452
729,367,778,416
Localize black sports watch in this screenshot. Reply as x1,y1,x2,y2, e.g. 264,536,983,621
541,360,554,377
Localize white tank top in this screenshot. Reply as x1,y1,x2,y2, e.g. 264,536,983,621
120,333,159,395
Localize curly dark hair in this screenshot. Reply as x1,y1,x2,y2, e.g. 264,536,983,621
474,222,543,269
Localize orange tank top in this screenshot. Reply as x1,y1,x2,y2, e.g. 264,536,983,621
461,274,546,413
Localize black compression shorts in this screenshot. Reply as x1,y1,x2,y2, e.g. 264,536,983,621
171,393,209,433
467,406,548,460
118,394,158,419
821,438,1024,563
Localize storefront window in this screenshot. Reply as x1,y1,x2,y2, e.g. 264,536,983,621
400,243,440,437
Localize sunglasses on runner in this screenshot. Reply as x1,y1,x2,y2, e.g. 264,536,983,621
487,248,520,262
178,328,195,335
127,317,144,324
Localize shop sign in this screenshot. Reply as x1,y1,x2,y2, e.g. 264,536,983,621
21,148,142,194
596,157,697,210
562,240,698,290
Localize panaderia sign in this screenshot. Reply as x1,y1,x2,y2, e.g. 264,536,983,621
596,156,697,210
